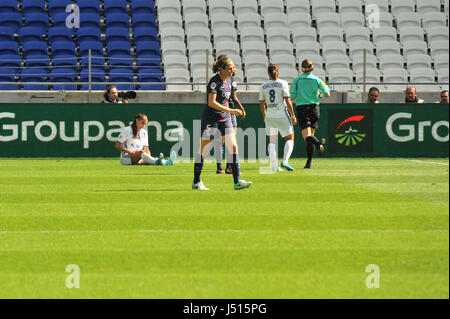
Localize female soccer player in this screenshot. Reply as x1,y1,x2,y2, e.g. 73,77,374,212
114,113,176,166
259,64,297,172
193,56,252,190
290,59,330,169
214,59,246,174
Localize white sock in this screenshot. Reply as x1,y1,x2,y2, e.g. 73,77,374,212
141,153,160,165
283,140,294,163
268,143,277,170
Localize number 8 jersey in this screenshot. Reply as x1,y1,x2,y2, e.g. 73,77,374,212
259,79,291,118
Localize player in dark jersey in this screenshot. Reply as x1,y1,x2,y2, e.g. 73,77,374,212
193,56,252,190
214,58,246,174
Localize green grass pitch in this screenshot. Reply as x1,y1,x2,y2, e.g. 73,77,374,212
0,158,448,299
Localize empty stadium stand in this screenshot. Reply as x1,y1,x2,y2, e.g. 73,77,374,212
0,0,448,91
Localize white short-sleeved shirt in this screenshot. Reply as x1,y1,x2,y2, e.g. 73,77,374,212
259,79,291,118
117,126,148,157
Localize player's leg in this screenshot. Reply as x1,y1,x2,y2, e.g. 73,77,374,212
224,125,252,190
214,129,224,173
279,115,295,171
193,138,212,189
266,122,280,171
225,121,237,174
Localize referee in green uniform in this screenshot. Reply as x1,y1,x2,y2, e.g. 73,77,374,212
290,59,330,168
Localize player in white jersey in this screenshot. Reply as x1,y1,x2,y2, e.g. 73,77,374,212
259,64,297,172
114,113,176,166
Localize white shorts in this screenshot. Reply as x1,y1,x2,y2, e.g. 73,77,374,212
265,115,294,137
120,154,133,165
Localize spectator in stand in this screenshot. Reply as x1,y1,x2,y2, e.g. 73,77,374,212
102,86,129,104
367,87,379,104
403,86,424,104
436,90,449,104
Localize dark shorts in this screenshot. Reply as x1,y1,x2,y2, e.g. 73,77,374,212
297,104,320,130
201,118,234,140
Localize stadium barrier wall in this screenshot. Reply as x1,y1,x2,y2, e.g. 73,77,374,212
0,103,448,158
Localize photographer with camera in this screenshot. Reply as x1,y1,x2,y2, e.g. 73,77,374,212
102,86,137,104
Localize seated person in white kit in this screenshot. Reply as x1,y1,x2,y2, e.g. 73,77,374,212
114,113,176,166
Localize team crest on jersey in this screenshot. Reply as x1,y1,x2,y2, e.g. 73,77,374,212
210,82,217,90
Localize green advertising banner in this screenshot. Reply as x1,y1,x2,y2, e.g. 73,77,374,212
0,103,448,158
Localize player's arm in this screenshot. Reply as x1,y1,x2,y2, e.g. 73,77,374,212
285,97,297,125
259,100,266,120
231,91,246,119
289,78,297,103
318,79,331,98
114,141,135,155
208,93,242,116
143,145,150,155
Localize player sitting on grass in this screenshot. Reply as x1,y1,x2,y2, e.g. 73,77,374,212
259,64,297,172
114,113,176,166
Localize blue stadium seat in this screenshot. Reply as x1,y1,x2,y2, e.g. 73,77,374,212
132,13,156,29
50,67,78,90
24,13,48,32
80,12,101,29
24,54,50,67
22,0,46,15
0,67,17,90
48,26,73,43
19,26,44,43
105,13,130,29
0,54,21,71
80,54,105,69
104,0,128,16
107,41,131,56
79,41,103,57
0,12,22,33
23,41,47,57
0,0,17,13
109,67,135,90
0,26,14,41
106,27,129,43
131,0,155,15
77,27,101,44
80,67,106,90
20,67,49,90
48,0,72,17
78,0,100,14
0,40,19,55
51,41,77,69
136,55,161,67
135,41,160,57
52,12,70,27
133,26,158,42
138,68,164,90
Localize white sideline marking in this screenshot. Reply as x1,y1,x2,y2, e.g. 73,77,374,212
406,159,449,166
0,229,448,235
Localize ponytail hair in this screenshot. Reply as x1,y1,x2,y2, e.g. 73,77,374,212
268,63,279,80
212,55,232,73
131,113,147,137
301,59,314,73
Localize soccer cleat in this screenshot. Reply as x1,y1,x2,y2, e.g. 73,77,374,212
165,151,176,166
159,152,164,160
234,179,253,190
304,160,311,169
225,167,233,174
192,180,209,190
318,138,326,156
216,169,225,174
281,160,295,171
